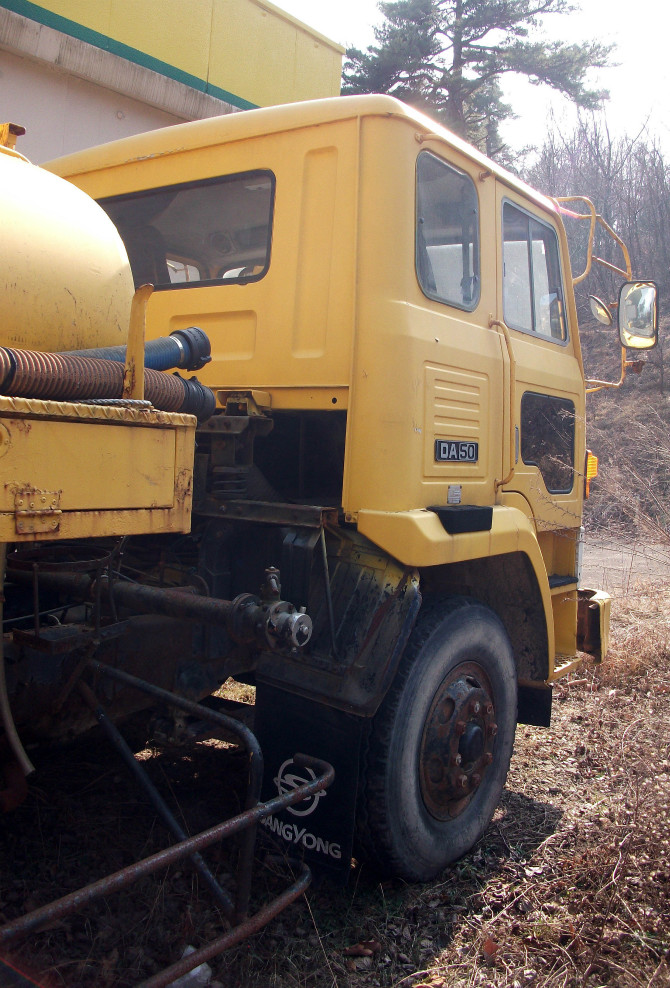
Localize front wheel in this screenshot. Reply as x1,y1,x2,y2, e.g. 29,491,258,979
357,597,517,881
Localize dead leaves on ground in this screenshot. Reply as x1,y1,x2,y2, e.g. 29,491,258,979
312,591,670,988
4,582,669,987
344,940,382,971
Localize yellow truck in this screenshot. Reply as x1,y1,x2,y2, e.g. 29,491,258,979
0,97,657,980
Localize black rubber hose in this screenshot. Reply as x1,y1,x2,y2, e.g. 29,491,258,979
61,326,211,372
174,376,217,420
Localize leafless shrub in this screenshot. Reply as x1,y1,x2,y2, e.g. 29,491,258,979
585,391,670,545
526,117,670,308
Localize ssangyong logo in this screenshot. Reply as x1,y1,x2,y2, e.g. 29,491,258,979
274,758,327,817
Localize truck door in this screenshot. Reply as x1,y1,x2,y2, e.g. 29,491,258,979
494,185,585,534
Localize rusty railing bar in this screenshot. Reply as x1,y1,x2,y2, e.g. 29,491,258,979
89,658,264,920
137,859,311,988
77,679,235,918
0,755,333,945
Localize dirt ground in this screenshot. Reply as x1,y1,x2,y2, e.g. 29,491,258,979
0,546,669,988
581,536,670,594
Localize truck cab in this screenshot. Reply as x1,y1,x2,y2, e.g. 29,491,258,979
46,95,640,880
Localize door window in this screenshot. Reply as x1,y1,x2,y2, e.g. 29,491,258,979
521,392,575,493
503,202,566,341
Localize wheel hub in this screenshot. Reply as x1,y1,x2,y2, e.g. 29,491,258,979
459,721,485,764
419,662,498,821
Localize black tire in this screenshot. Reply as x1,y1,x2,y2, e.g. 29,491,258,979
357,596,517,881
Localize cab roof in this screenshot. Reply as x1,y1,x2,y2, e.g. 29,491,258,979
46,94,556,215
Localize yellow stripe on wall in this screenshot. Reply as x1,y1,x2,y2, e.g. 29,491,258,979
5,0,344,107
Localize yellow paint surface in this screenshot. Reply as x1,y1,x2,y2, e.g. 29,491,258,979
29,0,343,106
0,145,132,352
50,95,609,675
0,397,195,540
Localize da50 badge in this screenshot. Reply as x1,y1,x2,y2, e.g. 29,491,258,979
435,440,479,463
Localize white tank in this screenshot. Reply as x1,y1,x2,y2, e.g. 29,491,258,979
0,145,133,352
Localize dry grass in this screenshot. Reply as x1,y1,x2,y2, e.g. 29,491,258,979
1,583,669,987
219,583,670,988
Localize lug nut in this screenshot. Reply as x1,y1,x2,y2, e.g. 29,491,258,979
451,754,462,767
471,701,481,715
457,774,468,789
454,720,466,736
483,752,493,765
487,723,498,737
485,702,494,715
472,773,481,787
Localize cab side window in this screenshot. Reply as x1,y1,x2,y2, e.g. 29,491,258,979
416,152,480,310
100,170,275,290
503,202,566,341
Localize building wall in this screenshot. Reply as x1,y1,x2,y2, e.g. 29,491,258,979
1,46,184,161
0,0,343,161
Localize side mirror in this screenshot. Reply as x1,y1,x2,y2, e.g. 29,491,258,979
619,281,658,349
589,295,613,326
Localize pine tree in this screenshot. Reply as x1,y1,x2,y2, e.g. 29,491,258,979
342,0,612,155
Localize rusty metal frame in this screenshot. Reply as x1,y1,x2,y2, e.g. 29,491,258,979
0,660,334,988
90,658,264,924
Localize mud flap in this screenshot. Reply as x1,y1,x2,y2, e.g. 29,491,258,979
577,588,611,662
254,683,364,883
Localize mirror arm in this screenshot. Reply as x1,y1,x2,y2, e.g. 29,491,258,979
585,346,628,394
591,255,630,279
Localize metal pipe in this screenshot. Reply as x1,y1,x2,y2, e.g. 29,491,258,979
89,659,264,922
320,528,339,659
0,755,333,944
77,679,235,918
7,567,312,651
0,544,33,778
137,861,312,988
115,580,235,625
31,563,39,641
122,282,150,401
7,568,235,625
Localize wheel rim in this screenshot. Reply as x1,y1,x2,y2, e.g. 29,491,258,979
419,661,498,821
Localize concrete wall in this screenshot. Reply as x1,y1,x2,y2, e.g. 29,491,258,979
1,45,185,161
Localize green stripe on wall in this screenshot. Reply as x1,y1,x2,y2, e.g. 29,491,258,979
1,0,258,110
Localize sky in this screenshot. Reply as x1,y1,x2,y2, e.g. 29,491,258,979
275,0,670,156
